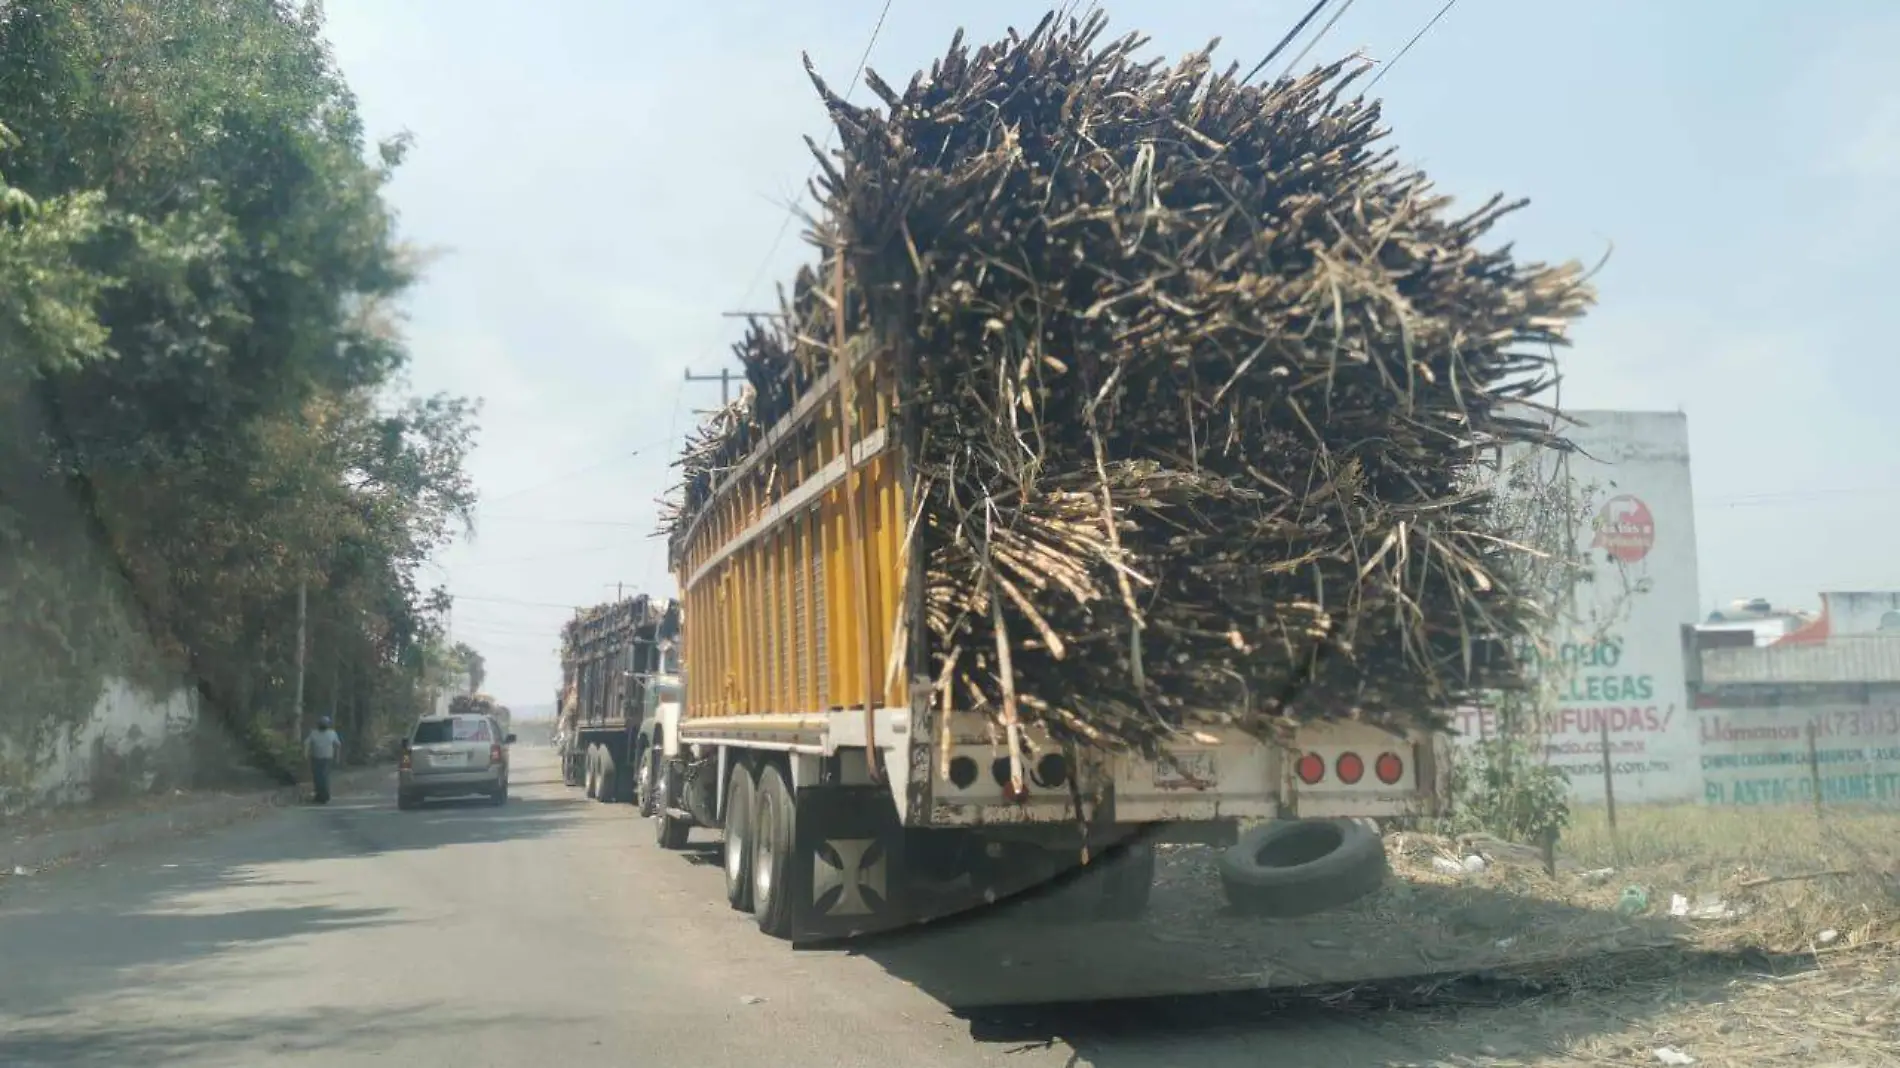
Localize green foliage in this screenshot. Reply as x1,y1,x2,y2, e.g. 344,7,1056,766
0,141,113,380
451,643,487,693
1446,444,1611,845
1450,722,1572,846
0,0,478,796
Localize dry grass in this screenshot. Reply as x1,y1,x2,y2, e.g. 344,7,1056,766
1556,802,1900,955
1453,946,1900,1067
1348,805,1900,1064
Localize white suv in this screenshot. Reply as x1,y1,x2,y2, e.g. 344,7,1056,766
398,713,515,809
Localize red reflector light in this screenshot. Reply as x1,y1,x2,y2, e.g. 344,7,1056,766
1375,752,1405,785
1295,752,1325,784
1335,752,1365,785
489,743,503,765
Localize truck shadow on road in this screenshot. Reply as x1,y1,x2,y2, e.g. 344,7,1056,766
0,769,587,1038
829,853,1713,1065
0,1003,581,1067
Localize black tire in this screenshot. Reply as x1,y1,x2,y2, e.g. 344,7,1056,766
594,747,618,804
561,747,582,787
655,758,690,850
491,784,508,807
1218,819,1388,917
723,765,757,912
1094,841,1156,920
397,790,419,811
750,764,797,938
634,739,659,817
583,746,600,799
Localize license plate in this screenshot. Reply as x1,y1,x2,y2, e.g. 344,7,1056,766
1154,750,1217,789
430,751,464,767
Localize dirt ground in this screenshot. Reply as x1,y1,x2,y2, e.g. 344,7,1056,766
846,805,1900,1065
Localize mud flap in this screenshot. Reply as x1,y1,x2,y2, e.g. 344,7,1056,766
789,785,908,943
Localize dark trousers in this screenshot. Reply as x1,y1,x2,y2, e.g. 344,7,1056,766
311,757,333,803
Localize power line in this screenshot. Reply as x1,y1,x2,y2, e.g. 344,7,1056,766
451,594,590,611
1278,0,1360,80
1697,486,1900,509
1242,0,1332,85
643,376,691,593
732,0,897,314
476,430,678,510
453,540,626,570
475,516,654,529
1365,0,1459,93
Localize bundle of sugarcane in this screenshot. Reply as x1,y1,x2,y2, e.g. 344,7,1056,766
668,11,1592,749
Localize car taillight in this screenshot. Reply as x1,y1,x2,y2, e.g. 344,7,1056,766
1295,752,1325,785
399,751,412,770
1335,751,1365,785
1375,752,1405,785
490,743,503,766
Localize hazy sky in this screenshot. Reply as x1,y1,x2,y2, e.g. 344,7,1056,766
322,1,1900,706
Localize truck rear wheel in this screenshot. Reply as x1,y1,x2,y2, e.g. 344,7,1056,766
634,739,658,817
582,745,599,799
1218,818,1387,917
750,765,797,938
654,759,690,850
723,765,756,912
594,747,618,804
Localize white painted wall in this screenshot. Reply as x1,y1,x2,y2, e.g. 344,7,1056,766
1813,591,1900,637
1698,703,1900,806
11,678,198,808
1453,410,1704,804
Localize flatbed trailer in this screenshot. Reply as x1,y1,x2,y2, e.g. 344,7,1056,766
648,332,1452,942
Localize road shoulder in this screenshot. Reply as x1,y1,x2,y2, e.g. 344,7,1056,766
2,763,393,878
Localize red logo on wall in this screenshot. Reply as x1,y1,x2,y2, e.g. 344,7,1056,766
1592,494,1655,563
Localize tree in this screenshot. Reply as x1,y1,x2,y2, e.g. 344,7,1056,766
0,0,478,793
451,643,487,693
1452,438,1638,847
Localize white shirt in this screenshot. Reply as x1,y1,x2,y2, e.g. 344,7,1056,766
305,728,342,761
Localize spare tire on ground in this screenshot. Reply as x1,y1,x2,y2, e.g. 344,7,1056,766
1218,819,1389,917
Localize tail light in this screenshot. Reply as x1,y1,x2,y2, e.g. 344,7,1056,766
1374,752,1405,785
489,743,504,766
1335,752,1365,785
1295,752,1325,785
399,750,412,771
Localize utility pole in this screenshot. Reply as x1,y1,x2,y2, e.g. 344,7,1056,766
683,366,734,408
293,580,307,736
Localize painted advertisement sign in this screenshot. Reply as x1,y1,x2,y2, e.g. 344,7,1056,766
1454,411,1704,804
1699,705,1900,806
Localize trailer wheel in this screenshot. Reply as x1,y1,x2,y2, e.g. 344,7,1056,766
1218,819,1388,918
594,747,618,804
655,759,691,850
750,765,797,938
723,765,757,912
561,746,582,787
582,745,600,799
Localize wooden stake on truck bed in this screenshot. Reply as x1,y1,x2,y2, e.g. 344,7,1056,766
834,246,883,784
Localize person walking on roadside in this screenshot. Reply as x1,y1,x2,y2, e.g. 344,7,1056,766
304,716,343,804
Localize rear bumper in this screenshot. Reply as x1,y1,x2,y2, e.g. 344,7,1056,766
400,767,504,795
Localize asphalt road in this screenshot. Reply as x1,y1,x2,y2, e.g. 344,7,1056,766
0,749,1584,1067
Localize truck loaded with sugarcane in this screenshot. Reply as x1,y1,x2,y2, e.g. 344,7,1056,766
554,595,681,802
625,14,1593,941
